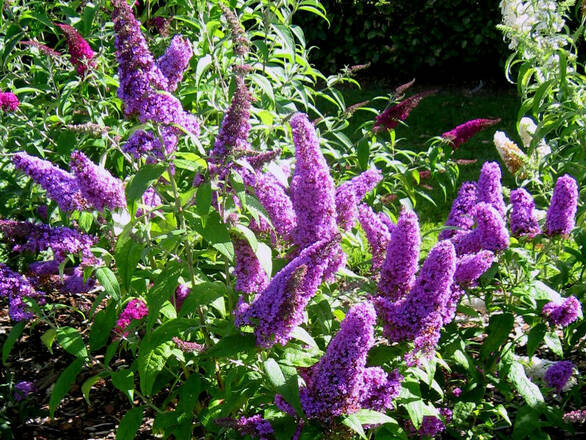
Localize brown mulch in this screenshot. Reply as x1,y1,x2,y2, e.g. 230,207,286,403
0,292,155,440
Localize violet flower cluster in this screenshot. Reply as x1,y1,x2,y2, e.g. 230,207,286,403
563,409,586,424
13,152,87,212
215,415,273,440
441,118,501,149
451,203,509,256
14,381,35,401
373,90,435,132
235,237,335,348
114,298,149,337
0,91,19,111
542,296,581,327
0,264,44,322
70,150,126,212
376,240,457,361
209,75,251,175
378,209,421,301
358,204,392,270
545,174,578,236
112,0,199,161
438,181,477,240
233,238,269,294
510,188,541,238
299,302,402,420
56,23,95,75
453,250,494,287
156,35,193,92
477,161,506,218
335,168,382,231
136,186,161,217
289,113,343,275
252,171,297,243
544,360,574,392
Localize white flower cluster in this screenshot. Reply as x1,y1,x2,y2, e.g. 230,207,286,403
499,0,565,51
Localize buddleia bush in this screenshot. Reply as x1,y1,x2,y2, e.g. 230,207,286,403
0,1,584,440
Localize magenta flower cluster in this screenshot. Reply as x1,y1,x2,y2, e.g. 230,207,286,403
510,188,541,238
442,118,501,149
114,298,149,337
373,90,435,132
0,91,19,111
233,238,269,294
358,204,393,270
156,35,193,92
56,23,95,75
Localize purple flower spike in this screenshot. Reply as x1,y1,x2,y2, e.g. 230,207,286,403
373,90,435,132
545,174,578,237
0,264,44,322
442,118,501,149
215,415,274,440
510,188,541,238
300,302,376,421
542,296,581,327
156,35,192,92
439,181,478,240
418,415,446,437
14,381,35,401
235,236,337,348
123,128,178,162
477,161,506,218
209,75,251,165
360,367,403,412
253,172,297,243
358,204,392,271
13,152,87,212
56,23,95,75
544,361,574,392
454,250,494,286
290,113,338,248
378,240,456,359
233,238,269,294
69,150,126,212
452,203,509,256
378,210,421,302
335,168,382,231
62,266,94,294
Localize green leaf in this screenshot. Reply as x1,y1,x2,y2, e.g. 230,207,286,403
41,328,57,354
96,267,121,301
544,332,563,357
116,406,144,440
2,321,25,364
290,327,319,350
50,358,84,418
256,242,273,279
56,327,88,359
90,303,117,352
342,414,367,439
82,374,105,405
264,358,286,389
526,324,547,357
508,361,544,408
480,313,514,360
115,230,145,292
195,181,212,217
125,164,166,205
203,211,234,261
400,380,423,428
111,368,135,403
512,405,540,439
179,281,227,315
138,319,193,395
353,409,396,426
200,333,257,359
